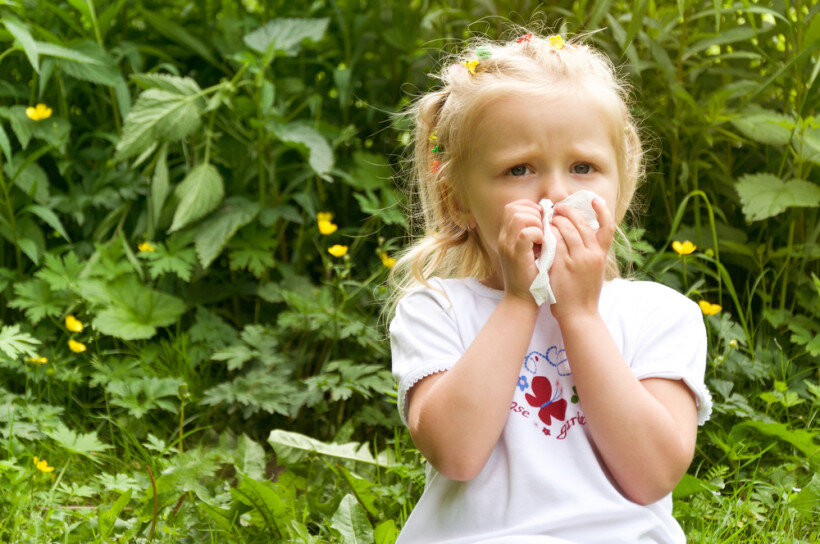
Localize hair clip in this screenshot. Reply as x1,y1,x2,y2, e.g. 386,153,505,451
516,33,533,44
431,160,442,173
431,145,443,154
461,59,479,75
429,131,438,142
476,45,492,58
548,35,565,50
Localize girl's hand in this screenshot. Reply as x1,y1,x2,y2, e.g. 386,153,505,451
548,197,615,322
496,199,544,302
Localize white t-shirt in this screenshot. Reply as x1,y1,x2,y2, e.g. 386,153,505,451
390,277,712,544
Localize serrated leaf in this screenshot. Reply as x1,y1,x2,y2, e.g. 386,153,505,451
115,88,203,161
107,377,183,418
130,73,201,95
0,324,40,360
235,435,266,480
731,109,793,146
169,163,224,232
243,18,329,57
35,252,83,292
270,121,334,179
4,154,49,203
374,520,399,544
194,197,259,268
6,106,33,149
139,241,197,282
735,173,820,221
48,40,123,88
331,494,373,544
47,422,112,458
23,205,70,241
8,279,66,324
3,17,39,72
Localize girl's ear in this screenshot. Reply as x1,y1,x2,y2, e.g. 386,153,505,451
441,181,475,230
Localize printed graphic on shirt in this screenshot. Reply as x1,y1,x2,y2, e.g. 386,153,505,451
510,344,586,440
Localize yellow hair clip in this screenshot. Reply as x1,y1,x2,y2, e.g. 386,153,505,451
548,35,565,50
429,131,438,142
461,59,479,75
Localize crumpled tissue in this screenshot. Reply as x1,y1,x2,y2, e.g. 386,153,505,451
529,190,600,306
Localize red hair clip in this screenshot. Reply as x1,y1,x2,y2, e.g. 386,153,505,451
516,33,533,44
431,160,441,173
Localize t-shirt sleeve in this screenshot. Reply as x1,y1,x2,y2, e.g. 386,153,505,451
628,285,713,426
390,284,465,427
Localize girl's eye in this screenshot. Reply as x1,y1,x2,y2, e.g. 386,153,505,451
509,165,532,176
572,163,593,174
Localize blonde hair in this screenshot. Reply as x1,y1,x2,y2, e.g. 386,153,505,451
385,29,645,319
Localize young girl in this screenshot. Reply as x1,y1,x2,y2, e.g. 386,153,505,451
387,30,712,544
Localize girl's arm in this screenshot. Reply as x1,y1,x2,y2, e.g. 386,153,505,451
550,200,698,505
406,199,544,481
407,293,538,481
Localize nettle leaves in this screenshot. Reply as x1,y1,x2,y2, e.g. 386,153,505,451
730,109,820,222
115,17,332,266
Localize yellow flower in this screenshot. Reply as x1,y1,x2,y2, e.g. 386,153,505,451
65,314,83,333
698,300,722,316
28,356,48,365
318,220,338,235
316,212,338,235
33,457,55,473
729,339,738,348
26,103,52,121
461,59,479,75
138,241,156,252
328,244,348,257
548,35,565,50
672,240,696,256
68,339,87,353
379,252,396,269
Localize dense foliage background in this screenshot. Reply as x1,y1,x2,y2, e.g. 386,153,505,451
0,0,817,542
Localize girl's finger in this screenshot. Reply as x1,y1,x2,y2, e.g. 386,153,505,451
553,204,596,248
591,197,616,252
551,214,583,256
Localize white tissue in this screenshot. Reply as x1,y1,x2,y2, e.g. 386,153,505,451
529,190,600,306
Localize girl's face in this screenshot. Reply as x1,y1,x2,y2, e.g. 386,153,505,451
459,91,621,284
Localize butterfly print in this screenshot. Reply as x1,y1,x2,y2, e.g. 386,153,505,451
525,376,567,426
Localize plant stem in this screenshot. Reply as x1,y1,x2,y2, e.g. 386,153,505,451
0,157,24,276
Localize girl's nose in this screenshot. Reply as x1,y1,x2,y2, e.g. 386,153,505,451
539,173,571,203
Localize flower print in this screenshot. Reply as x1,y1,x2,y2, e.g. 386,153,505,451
317,212,338,235
65,314,83,333
525,376,567,426
26,103,52,121
68,339,87,353
698,300,722,316
672,240,696,256
33,456,55,473
517,375,529,392
328,244,348,257
138,241,156,252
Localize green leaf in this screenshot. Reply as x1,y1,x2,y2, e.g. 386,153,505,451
729,421,820,468
47,422,112,458
169,163,225,233
231,474,291,533
98,489,132,538
234,434,266,480
731,109,794,146
47,40,123,88
151,143,169,229
23,205,70,241
790,473,820,518
0,324,40,360
243,18,329,57
4,154,50,203
130,73,201,95
35,252,83,292
331,494,373,544
6,106,33,149
339,466,379,517
3,17,39,72
0,123,11,162
139,239,197,282
139,9,220,67
115,88,203,161
8,279,66,324
268,429,392,466
90,276,186,340
735,174,820,221
374,520,399,544
107,377,183,418
270,121,334,180
193,197,260,268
